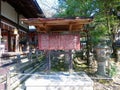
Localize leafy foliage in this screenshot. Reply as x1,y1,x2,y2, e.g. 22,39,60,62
56,0,120,46
56,0,98,18
109,63,117,77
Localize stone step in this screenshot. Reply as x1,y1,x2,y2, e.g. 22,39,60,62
10,74,23,85
24,67,34,73
11,63,37,84
10,64,40,90
14,84,26,90
10,60,36,72
13,61,46,90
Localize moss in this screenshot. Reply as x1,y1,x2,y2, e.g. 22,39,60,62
97,79,113,85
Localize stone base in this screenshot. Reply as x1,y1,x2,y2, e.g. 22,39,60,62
25,72,94,90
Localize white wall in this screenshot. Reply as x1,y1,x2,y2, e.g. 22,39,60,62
1,1,28,29
1,1,17,23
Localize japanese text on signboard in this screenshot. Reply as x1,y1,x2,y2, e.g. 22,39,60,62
38,33,80,50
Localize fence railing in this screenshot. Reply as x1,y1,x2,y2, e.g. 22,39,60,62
0,50,45,90
0,50,120,90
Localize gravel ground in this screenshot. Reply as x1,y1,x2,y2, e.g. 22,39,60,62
94,81,120,90
93,63,120,90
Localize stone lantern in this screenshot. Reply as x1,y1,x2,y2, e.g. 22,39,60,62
94,43,111,76
117,50,120,61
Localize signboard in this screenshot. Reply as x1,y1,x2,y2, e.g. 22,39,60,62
38,33,80,50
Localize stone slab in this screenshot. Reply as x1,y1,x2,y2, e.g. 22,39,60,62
25,72,94,90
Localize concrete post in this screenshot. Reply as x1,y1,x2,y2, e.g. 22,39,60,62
17,54,21,63
28,48,32,62
35,48,39,61
6,72,11,90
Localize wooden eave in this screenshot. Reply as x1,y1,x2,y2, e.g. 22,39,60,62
21,18,93,33
2,0,44,18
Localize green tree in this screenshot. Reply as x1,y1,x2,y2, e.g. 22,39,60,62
56,0,99,66
96,0,120,62
56,0,120,46
56,0,103,66
55,0,120,75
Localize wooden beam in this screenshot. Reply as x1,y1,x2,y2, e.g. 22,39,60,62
37,24,50,33
69,23,73,31
38,23,48,31
36,27,46,33
37,30,82,33
1,15,28,32
21,18,93,33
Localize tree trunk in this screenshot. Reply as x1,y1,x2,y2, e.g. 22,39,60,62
86,30,90,67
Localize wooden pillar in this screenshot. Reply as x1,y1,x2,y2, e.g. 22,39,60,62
35,48,39,61
0,0,1,66
69,50,73,74
8,31,11,51
46,50,51,74
15,13,19,52
0,0,2,44
34,32,38,48
28,48,32,62
0,24,1,44
15,33,19,52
